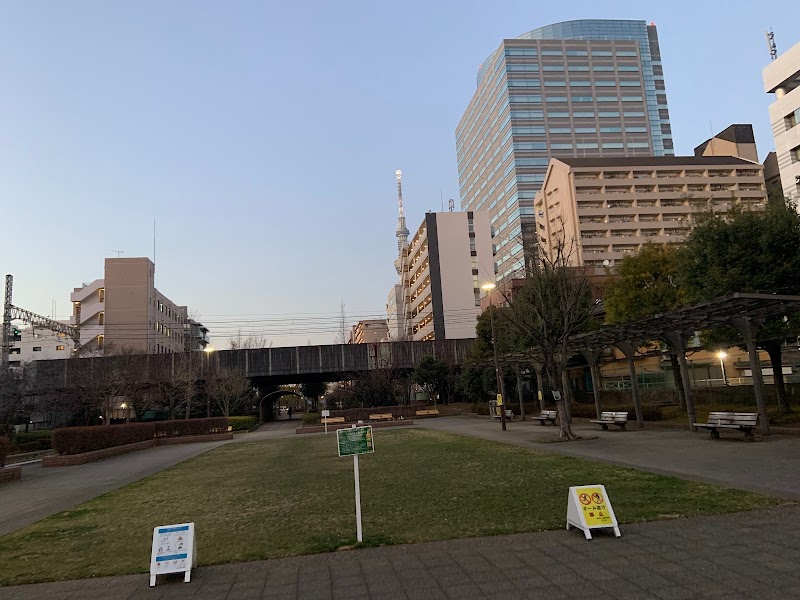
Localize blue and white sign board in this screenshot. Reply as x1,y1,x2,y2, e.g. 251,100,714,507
149,522,196,586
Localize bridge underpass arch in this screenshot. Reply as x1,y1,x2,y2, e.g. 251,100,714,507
258,389,303,422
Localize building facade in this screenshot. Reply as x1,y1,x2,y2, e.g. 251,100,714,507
349,320,390,344
456,19,673,283
763,40,800,201
71,258,195,355
398,212,495,341
534,156,767,267
7,324,72,368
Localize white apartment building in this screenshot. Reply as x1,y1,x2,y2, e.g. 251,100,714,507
385,284,406,341
399,212,495,341
7,324,72,368
764,40,800,200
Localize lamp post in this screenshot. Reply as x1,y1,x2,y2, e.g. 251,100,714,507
481,283,505,431
718,351,728,386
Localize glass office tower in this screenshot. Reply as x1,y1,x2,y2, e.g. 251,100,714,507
456,20,673,282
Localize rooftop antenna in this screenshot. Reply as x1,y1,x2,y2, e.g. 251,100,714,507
766,29,777,61
440,188,444,212
112,250,124,258
448,198,455,212
394,170,410,275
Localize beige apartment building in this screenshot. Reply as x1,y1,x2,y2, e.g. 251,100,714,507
349,320,389,344
534,156,767,267
763,39,800,201
398,212,495,341
71,258,196,354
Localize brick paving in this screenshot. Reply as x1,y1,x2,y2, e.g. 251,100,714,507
1,506,798,599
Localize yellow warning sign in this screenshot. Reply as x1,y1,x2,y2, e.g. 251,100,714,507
575,486,613,527
496,394,503,406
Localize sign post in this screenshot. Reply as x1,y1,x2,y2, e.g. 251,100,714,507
322,409,330,434
566,485,620,540
149,522,196,586
337,425,374,543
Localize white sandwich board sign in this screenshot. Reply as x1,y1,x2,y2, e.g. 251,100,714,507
566,484,620,540
150,522,196,586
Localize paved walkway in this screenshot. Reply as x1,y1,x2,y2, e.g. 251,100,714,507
1,505,798,599
417,416,800,500
0,421,297,537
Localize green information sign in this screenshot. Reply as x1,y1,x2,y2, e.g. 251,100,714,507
337,426,375,457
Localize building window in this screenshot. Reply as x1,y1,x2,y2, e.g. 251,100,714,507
785,109,799,131
56,345,65,351
99,288,105,302
98,335,104,349
98,312,105,325
32,346,42,352
791,145,800,164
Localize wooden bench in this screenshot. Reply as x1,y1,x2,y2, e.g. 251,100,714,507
415,409,440,417
590,411,629,431
694,411,758,442
532,410,558,425
369,413,393,421
321,417,345,425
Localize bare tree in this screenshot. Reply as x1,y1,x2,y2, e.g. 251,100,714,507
504,239,594,441
228,331,271,350
206,368,254,417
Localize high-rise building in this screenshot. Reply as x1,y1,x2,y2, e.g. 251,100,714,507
456,19,673,283
398,212,495,341
763,40,800,201
71,258,197,355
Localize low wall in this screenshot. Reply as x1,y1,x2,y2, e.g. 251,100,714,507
43,432,233,467
0,466,23,484
296,420,415,435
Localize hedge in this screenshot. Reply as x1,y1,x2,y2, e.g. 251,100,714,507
227,416,258,431
53,417,229,455
154,418,228,439
0,438,10,467
302,412,320,425
12,431,52,453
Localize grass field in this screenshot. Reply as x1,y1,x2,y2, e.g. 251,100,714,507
0,428,785,585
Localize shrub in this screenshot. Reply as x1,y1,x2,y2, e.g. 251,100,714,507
228,416,258,431
53,417,230,455
53,423,156,455
0,437,10,467
154,417,229,438
13,431,52,452
302,413,320,425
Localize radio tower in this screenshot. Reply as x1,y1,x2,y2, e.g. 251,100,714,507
394,169,410,275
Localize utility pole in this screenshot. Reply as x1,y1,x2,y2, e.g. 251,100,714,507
2,275,12,372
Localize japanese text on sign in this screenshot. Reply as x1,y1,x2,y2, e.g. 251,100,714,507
337,426,375,457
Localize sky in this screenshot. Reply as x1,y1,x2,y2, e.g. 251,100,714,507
1,0,798,348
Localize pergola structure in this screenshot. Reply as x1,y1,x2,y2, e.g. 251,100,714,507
474,293,800,434
571,293,800,434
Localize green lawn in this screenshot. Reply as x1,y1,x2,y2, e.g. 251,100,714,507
0,428,785,585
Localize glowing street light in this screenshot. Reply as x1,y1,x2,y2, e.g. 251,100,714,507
481,283,506,431
718,351,728,386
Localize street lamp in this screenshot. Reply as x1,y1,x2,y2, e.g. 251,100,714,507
718,351,728,386
481,283,506,431
121,402,130,423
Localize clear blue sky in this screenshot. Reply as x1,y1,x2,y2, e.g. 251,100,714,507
1,1,797,347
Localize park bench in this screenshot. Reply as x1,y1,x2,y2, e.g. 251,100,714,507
321,417,345,425
590,411,629,431
505,409,514,420
694,411,758,442
369,413,393,421
532,410,558,425
415,409,440,417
